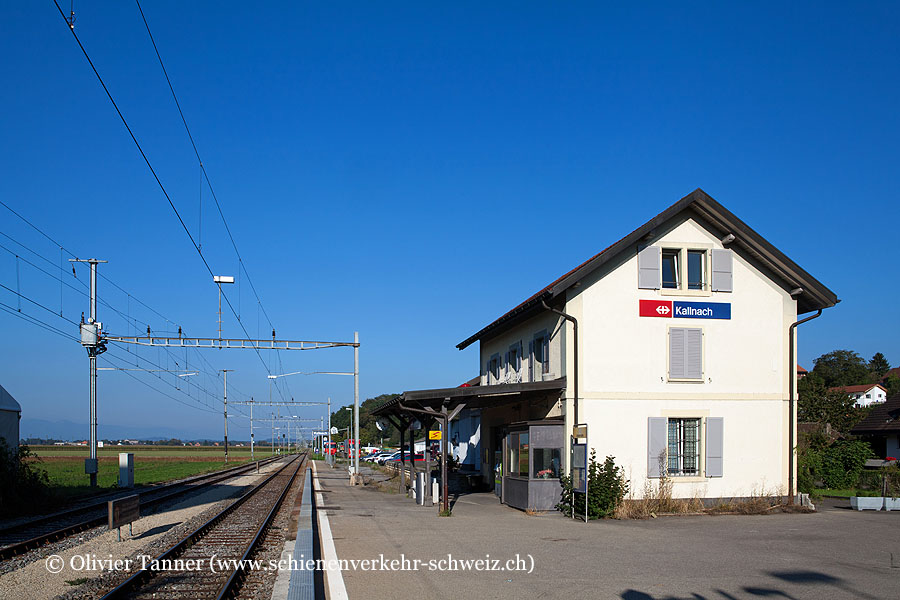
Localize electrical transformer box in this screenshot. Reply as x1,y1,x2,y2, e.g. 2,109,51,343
118,453,135,488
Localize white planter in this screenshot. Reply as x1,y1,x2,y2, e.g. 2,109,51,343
850,496,900,511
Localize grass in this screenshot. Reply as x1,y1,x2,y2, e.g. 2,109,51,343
28,445,261,458
614,477,801,518
25,445,275,501
813,488,880,498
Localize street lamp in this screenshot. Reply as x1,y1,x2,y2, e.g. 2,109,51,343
213,275,234,340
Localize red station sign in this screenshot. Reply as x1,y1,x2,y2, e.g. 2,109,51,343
639,299,672,318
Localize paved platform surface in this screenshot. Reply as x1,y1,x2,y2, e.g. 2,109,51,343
313,461,899,600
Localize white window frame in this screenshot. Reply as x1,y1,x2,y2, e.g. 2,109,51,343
659,243,713,297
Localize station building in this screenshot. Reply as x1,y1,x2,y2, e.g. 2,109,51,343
376,189,837,511
0,383,22,452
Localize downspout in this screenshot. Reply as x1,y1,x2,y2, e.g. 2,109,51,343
542,300,578,426
788,308,822,504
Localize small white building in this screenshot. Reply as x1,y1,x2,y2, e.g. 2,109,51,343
0,384,22,452
831,384,887,407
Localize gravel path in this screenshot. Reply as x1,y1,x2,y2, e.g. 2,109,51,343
0,458,289,600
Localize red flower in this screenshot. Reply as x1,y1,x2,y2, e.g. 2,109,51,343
886,456,897,461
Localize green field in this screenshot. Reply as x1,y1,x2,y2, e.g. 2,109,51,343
26,445,285,500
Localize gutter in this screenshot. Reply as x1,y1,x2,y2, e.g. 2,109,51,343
787,307,823,504
542,300,578,426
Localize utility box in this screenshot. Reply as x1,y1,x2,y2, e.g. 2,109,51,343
85,458,98,475
80,322,100,346
118,453,135,488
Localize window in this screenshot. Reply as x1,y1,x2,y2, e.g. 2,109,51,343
507,432,529,477
661,247,711,292
661,249,680,289
640,246,731,293
507,342,522,382
649,417,723,478
487,354,500,383
667,418,700,476
533,448,561,479
866,393,872,399
532,333,549,376
687,250,705,290
669,327,703,381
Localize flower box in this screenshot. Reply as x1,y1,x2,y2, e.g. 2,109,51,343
850,496,900,511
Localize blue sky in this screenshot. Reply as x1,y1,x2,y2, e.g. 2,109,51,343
2,2,898,439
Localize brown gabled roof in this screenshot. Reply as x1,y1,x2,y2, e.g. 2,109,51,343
830,384,887,395
882,367,900,382
851,392,900,434
797,365,808,374
457,188,839,350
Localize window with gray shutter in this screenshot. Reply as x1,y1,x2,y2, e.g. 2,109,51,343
669,327,703,380
711,249,733,292
648,417,667,478
705,417,724,477
638,246,661,289
528,341,533,382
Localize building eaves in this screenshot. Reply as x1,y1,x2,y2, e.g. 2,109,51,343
457,188,839,351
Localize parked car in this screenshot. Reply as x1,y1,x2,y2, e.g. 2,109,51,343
375,451,400,465
367,451,393,463
385,453,425,463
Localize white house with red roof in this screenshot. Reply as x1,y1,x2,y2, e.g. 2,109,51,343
830,384,888,407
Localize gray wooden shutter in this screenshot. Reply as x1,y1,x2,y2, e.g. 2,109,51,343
669,328,685,379
711,249,733,292
705,417,723,477
686,328,703,380
638,246,661,289
671,328,702,380
648,417,667,478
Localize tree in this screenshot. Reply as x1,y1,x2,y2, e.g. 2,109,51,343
797,374,868,435
885,374,900,399
811,350,870,388
329,393,401,447
868,352,891,378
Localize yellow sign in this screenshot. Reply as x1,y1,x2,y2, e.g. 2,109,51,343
572,425,587,439
428,430,442,440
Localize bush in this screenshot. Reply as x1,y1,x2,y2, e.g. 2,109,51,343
800,440,873,491
557,451,628,519
820,441,873,489
0,440,52,517
797,447,822,494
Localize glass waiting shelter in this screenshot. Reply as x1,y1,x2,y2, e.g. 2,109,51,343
502,420,564,511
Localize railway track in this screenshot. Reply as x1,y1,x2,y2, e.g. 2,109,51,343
0,455,282,561
100,452,305,599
